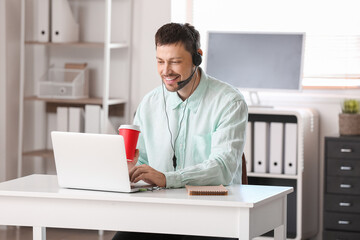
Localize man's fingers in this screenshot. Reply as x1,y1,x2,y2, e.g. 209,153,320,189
133,173,154,185
130,165,148,182
128,164,166,187
134,149,139,159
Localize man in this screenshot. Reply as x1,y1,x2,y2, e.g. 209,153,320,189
112,23,247,240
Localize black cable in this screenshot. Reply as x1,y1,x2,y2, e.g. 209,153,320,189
162,68,198,170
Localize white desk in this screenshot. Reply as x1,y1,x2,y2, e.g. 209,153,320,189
0,174,292,240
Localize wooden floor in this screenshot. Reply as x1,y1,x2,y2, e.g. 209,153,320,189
0,226,116,240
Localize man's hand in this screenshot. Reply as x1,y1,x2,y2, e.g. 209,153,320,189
129,164,166,188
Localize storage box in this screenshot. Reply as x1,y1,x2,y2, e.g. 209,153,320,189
38,67,89,99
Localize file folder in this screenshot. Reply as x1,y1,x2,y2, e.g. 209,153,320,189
69,107,84,133
52,0,79,42
56,107,68,131
284,123,297,175
244,121,253,172
253,121,270,173
34,0,50,42
85,105,101,134
269,122,284,174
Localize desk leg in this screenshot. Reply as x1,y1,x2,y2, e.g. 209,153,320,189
238,210,250,240
33,226,46,240
274,197,287,240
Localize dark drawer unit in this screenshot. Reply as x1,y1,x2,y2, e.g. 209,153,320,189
327,140,360,159
327,176,360,195
324,212,360,232
327,158,360,177
325,194,360,213
324,230,360,240
324,136,360,238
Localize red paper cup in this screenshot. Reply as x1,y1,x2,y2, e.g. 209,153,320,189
118,125,140,162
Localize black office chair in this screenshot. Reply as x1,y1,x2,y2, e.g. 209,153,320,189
242,153,248,185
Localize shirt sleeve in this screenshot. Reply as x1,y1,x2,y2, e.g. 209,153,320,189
133,103,149,166
164,99,248,188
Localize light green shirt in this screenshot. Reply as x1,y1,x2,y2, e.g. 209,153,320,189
134,68,248,188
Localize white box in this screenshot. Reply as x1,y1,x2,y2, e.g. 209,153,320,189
38,67,89,99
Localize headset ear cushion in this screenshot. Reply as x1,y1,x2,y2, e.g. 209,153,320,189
192,53,202,66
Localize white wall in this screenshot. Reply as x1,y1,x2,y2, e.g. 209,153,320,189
0,0,7,182
130,0,171,119
0,0,21,181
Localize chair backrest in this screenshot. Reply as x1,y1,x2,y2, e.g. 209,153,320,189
242,153,248,184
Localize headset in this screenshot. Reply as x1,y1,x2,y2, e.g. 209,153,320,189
162,24,202,170
176,27,202,90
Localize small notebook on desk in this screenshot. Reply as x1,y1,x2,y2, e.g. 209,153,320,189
185,185,228,196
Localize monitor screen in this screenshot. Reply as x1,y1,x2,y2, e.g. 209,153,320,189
206,32,304,91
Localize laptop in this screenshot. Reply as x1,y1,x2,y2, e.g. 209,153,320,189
51,131,153,193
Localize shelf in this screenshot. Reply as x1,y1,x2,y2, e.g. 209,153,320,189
25,96,126,105
248,172,298,179
25,41,129,49
23,149,54,159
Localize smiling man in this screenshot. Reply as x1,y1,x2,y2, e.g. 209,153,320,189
112,23,248,240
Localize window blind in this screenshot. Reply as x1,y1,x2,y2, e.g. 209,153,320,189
181,0,360,88
303,35,360,88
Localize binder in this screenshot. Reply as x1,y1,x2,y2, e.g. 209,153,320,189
34,0,50,42
85,105,101,133
56,107,68,131
69,107,84,133
244,121,252,172
51,0,79,42
100,109,117,134
284,123,298,175
269,122,284,174
253,121,270,173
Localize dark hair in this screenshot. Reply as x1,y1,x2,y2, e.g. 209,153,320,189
155,23,200,56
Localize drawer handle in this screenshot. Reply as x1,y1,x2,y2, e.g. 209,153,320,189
340,148,352,153
339,202,352,207
340,184,352,189
338,220,351,225
340,166,352,171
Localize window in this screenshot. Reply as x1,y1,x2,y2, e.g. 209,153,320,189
173,0,360,89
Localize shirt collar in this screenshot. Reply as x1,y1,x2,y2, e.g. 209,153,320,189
167,67,208,113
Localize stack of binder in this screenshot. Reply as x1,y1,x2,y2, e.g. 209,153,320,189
33,0,79,43
57,107,85,133
249,120,298,175
57,105,116,134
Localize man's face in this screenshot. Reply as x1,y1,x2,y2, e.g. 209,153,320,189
156,42,194,92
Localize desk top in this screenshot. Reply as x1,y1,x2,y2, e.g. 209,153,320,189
0,174,292,208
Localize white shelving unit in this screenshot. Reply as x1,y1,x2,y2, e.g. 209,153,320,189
18,0,133,177
247,107,319,240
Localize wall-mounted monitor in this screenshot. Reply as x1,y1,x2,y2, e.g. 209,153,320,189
206,32,305,92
